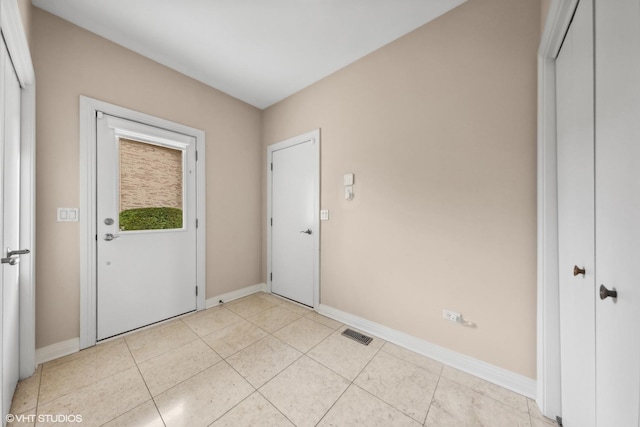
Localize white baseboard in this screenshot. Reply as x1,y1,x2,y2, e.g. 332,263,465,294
35,337,80,366
205,283,266,309
317,304,537,399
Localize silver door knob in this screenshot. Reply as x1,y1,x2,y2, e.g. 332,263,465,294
104,233,119,241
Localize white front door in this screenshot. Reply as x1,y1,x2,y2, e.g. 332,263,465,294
0,39,24,421
555,0,596,425
96,114,197,340
594,0,640,424
269,130,319,307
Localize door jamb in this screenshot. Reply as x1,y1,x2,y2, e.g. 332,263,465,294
537,0,580,419
266,129,320,308
79,96,206,349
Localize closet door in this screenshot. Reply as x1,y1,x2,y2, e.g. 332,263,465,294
594,0,640,425
556,0,596,425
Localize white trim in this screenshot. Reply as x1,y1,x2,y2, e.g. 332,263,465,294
0,0,37,379
266,129,321,308
317,304,536,398
79,96,207,349
0,0,34,86
537,0,580,419
35,338,80,366
205,283,267,309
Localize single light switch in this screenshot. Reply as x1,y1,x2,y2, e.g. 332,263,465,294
320,210,329,221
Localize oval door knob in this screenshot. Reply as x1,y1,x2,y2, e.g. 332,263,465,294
573,265,586,276
599,284,617,300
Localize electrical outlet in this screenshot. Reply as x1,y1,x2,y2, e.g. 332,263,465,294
443,309,461,323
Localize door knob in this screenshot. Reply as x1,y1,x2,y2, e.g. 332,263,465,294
7,248,30,257
300,229,312,235
573,265,586,276
599,284,617,300
104,233,119,241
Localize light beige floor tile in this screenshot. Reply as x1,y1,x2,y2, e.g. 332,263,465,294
182,306,243,337
36,367,150,427
425,377,531,427
154,362,253,427
441,366,528,413
138,339,221,396
531,417,557,427
210,392,294,427
7,408,36,427
202,319,269,358
279,301,313,316
39,339,135,404
307,328,384,381
124,320,198,363
318,385,422,427
527,398,557,425
225,295,278,318
305,312,343,330
227,336,302,387
381,342,443,375
274,317,334,353
10,366,41,414
255,293,287,305
355,350,438,422
260,356,349,427
102,400,164,427
247,306,301,333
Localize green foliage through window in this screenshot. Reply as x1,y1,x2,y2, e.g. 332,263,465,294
119,207,183,231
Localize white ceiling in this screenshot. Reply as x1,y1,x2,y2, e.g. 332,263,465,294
32,0,467,109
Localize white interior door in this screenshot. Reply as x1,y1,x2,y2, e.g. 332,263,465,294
270,132,319,307
0,38,24,422
556,0,596,425
594,0,640,424
96,114,197,340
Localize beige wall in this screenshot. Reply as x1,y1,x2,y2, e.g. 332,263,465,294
263,0,540,378
33,8,263,348
541,0,552,34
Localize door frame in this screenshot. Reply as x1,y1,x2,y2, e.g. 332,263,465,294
537,0,580,419
0,0,36,379
79,96,206,349
266,129,320,308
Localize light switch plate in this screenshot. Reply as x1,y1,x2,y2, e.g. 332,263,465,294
58,208,79,222
343,173,354,186
320,210,329,220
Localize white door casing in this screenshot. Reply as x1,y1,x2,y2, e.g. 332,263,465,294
267,129,320,308
0,37,24,422
80,97,206,349
555,0,596,424
594,0,640,424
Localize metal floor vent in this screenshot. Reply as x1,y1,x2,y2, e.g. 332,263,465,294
341,328,373,346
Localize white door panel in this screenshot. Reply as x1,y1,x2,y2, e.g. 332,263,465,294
595,0,640,424
96,115,197,339
556,0,596,424
270,133,318,307
0,39,23,422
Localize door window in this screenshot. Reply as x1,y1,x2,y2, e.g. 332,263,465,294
118,138,184,231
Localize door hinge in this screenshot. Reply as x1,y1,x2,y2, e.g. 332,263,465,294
195,151,198,161
96,111,104,119
196,218,199,228
270,273,273,281
270,162,273,171
270,218,273,226
195,286,198,296
95,234,97,241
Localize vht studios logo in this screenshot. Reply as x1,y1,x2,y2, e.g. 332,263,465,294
6,413,83,423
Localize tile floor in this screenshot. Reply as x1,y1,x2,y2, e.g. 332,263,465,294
9,292,558,427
